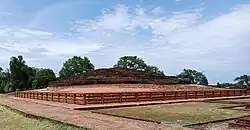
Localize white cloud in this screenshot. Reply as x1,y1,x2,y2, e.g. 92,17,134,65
0,2,250,83
73,4,250,83
75,5,154,35
20,29,52,36
39,40,103,56
0,27,103,57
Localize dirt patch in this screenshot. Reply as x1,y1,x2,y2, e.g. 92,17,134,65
32,84,226,93
190,116,250,130
48,86,156,93
190,120,235,130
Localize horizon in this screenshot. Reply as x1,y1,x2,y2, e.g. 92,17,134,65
0,0,250,84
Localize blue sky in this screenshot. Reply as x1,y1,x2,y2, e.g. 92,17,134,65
0,0,250,84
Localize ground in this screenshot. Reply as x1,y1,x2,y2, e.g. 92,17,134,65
1,85,249,130
33,84,225,93
0,105,85,130
94,102,250,126
0,95,188,130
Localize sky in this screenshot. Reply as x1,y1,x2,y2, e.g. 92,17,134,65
0,0,250,84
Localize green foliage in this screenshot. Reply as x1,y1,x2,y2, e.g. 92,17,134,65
114,56,164,76
114,56,148,71
145,65,165,76
1,54,250,93
234,75,250,88
216,82,234,88
59,56,94,78
9,55,34,91
32,69,56,89
177,69,208,85
0,56,38,93
0,68,11,93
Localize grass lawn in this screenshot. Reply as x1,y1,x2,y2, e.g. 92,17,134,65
94,102,250,125
222,98,250,103
0,105,86,130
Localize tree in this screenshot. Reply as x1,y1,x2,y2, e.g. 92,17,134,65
0,68,11,93
24,67,37,90
114,56,148,71
9,55,37,91
216,82,234,88
234,75,250,88
177,69,209,85
59,56,94,78
32,68,56,89
9,56,27,91
145,65,165,76
0,67,5,93
114,56,164,76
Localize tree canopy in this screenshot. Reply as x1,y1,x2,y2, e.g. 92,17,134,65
234,75,250,88
9,55,35,91
145,65,164,76
1,54,250,93
0,56,51,93
177,69,209,85
0,68,10,93
114,56,147,70
216,82,234,88
59,56,95,78
114,56,164,76
32,69,56,89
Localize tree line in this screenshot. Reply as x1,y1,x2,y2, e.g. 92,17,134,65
0,55,249,93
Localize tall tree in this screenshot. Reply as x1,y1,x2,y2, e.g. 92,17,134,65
9,56,36,91
9,56,27,91
0,67,5,93
114,56,148,71
59,56,94,78
32,68,56,89
177,69,209,85
24,67,37,89
234,75,250,88
0,68,11,93
114,56,164,76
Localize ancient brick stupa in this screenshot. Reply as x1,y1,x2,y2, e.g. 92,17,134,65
49,68,190,87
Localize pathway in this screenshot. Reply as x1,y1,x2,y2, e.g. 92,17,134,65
0,95,190,130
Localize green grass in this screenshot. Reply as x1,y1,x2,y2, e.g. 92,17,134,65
0,105,87,130
222,98,250,103
94,102,250,125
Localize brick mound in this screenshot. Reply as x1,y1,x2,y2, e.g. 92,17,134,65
49,68,190,87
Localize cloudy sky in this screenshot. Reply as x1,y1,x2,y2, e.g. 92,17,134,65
0,0,249,84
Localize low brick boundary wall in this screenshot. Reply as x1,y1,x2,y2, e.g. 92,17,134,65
14,89,248,105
